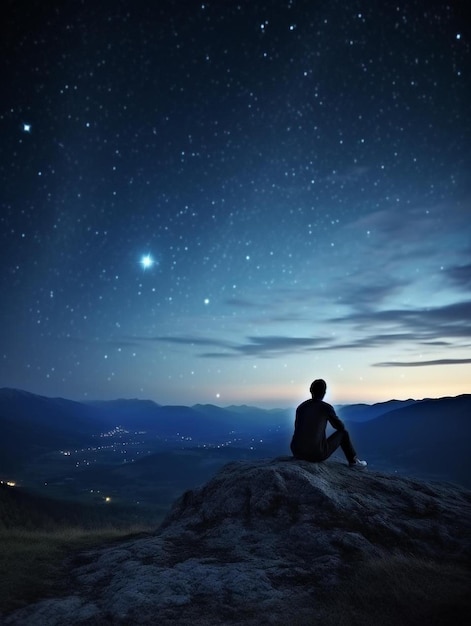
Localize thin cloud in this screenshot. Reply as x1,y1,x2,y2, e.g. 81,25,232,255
446,263,471,289
235,335,331,356
312,333,419,351
135,336,233,349
131,334,331,358
331,300,471,341
124,298,471,362
332,279,409,308
199,352,239,359
349,205,449,242
197,334,334,358
374,358,471,367
225,297,259,308
344,204,470,272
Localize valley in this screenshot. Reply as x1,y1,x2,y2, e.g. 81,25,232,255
1,388,470,523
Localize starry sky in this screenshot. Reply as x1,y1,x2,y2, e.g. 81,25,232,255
1,0,470,408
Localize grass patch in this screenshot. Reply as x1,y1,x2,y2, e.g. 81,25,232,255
317,554,470,626
0,481,165,615
0,523,155,615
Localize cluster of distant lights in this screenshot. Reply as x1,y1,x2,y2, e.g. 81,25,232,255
100,426,129,438
88,489,112,502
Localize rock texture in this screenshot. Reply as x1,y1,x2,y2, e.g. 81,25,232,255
5,458,471,625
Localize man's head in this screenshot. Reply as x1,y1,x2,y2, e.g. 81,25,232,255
310,379,327,399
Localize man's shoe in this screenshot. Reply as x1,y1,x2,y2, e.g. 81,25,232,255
349,458,367,469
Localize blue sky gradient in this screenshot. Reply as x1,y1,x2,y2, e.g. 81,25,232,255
1,1,469,407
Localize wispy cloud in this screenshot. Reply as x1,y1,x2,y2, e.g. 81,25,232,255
348,204,464,244
225,297,259,308
331,279,409,309
233,335,331,356
119,298,470,362
374,358,471,367
136,333,334,358
446,263,471,290
122,295,471,359
342,204,470,284
331,300,471,341
132,336,232,349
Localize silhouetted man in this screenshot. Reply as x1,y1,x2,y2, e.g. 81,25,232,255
291,379,367,468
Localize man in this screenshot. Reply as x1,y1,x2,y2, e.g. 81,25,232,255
291,379,367,468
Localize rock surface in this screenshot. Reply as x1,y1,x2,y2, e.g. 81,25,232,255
5,458,471,625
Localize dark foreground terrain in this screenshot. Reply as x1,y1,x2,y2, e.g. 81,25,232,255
3,458,470,625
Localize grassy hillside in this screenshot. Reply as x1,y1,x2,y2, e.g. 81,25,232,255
0,525,155,615
0,482,159,615
0,482,151,530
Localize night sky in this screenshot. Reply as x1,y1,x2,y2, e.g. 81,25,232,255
1,1,470,408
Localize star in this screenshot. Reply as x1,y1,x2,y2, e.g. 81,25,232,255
23,123,31,133
140,254,154,270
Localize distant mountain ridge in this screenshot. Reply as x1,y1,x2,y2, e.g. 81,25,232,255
0,389,104,473
0,387,292,450
347,394,471,486
337,398,420,422
1,388,470,489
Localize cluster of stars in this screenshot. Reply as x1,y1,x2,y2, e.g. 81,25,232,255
0,1,469,405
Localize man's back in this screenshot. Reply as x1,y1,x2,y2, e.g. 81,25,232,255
290,398,344,460
290,379,366,467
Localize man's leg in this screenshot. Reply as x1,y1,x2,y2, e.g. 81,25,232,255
339,429,357,463
324,429,357,463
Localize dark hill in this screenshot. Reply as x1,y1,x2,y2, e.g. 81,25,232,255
338,398,419,422
0,482,125,531
86,398,162,429
88,400,240,440
259,394,471,488
349,394,471,486
0,388,103,434
0,389,105,474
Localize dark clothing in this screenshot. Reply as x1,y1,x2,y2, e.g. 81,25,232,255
290,398,357,463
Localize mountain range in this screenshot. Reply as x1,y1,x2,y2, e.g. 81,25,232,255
0,388,470,501
346,394,471,484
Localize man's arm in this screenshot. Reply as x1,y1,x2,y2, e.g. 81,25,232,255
326,404,345,431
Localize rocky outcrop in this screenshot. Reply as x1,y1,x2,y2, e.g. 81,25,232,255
5,458,471,625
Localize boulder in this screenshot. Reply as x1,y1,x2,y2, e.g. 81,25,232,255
5,458,471,625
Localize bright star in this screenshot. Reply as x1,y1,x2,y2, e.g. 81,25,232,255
23,123,31,133
140,254,154,270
